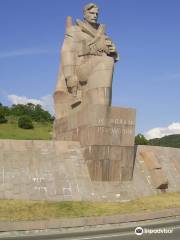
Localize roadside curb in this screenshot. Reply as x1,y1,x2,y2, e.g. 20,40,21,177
0,208,180,232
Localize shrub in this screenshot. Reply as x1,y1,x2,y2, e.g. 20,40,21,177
0,114,8,124
18,116,34,129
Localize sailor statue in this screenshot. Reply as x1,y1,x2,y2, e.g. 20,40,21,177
54,3,119,118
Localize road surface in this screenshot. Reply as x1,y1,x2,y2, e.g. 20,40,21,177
0,218,180,240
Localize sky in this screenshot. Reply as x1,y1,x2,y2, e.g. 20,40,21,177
0,0,180,139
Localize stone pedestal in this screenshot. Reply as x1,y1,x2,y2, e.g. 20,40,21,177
54,105,136,181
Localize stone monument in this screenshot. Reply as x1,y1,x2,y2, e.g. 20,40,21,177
1,3,179,204
54,3,136,181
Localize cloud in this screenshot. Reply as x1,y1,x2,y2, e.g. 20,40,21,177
145,122,180,139
0,48,55,59
7,94,54,115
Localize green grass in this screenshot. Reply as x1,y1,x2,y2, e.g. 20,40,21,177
0,192,180,221
0,122,52,140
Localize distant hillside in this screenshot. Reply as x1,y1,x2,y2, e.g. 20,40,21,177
148,134,180,148
0,122,52,140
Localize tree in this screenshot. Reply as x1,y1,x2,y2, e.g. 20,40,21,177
0,103,10,116
135,134,149,145
32,104,52,122
10,104,27,116
0,103,8,123
0,114,8,124
18,116,34,129
10,103,53,122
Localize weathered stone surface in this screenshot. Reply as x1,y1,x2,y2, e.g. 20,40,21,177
150,169,168,189
0,140,93,201
139,150,168,189
139,151,162,170
173,159,180,173
54,105,136,181
0,141,180,201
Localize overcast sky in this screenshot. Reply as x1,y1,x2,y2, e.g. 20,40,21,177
0,0,180,139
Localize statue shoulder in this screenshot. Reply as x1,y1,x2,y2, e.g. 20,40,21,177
66,25,81,38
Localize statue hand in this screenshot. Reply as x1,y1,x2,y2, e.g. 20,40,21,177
106,39,116,53
109,43,116,53
66,76,78,96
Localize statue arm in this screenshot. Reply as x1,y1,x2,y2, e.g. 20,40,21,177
61,32,78,94
85,34,119,61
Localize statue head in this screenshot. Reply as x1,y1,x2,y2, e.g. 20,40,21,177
83,3,99,24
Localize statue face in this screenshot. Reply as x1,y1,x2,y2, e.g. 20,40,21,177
84,7,99,24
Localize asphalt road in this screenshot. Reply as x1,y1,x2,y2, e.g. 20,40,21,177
1,218,180,240
53,226,179,239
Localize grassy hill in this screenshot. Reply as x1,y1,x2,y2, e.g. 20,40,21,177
149,134,180,148
0,103,53,140
0,121,52,140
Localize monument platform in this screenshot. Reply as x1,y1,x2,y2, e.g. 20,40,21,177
54,105,136,181
0,140,180,201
